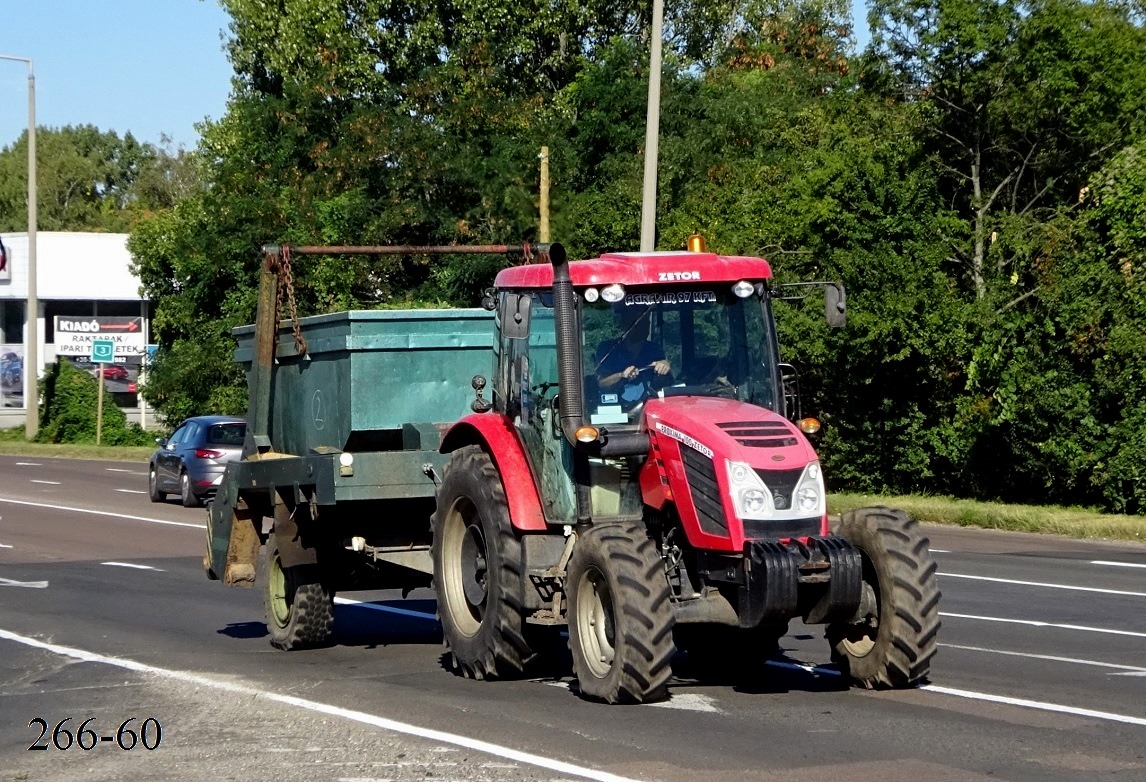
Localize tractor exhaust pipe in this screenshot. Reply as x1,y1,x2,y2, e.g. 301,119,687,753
545,243,585,445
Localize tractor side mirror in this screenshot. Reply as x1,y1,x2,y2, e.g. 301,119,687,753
500,293,531,340
825,283,846,329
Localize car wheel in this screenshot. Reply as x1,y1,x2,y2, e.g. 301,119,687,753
148,465,167,503
180,470,201,508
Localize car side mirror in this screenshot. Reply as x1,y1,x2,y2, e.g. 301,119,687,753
155,438,167,448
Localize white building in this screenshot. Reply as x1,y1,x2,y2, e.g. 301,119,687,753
0,231,152,429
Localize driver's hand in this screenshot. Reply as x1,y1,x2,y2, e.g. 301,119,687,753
622,365,640,380
651,360,671,376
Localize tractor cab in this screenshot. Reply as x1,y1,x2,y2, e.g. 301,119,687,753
487,241,844,550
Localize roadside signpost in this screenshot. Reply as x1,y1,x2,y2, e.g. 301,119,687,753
91,339,115,446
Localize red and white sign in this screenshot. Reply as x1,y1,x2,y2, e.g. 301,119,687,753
54,317,146,356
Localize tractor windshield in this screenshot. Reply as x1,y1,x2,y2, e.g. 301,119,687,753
581,287,781,426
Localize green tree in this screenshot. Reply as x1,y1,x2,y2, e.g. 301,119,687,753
0,125,202,232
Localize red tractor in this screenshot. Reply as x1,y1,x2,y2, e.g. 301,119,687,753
432,240,941,703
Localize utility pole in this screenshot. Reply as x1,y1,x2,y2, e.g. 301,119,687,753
0,54,38,439
539,146,551,243
639,0,665,252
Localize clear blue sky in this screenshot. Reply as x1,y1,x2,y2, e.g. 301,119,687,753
0,0,233,151
0,1,870,154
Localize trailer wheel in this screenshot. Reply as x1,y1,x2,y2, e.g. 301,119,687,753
827,507,940,689
260,538,334,650
432,445,532,680
566,523,675,703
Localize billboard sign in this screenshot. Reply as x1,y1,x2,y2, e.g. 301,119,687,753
54,316,146,357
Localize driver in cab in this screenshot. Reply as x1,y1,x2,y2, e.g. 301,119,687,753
596,306,672,409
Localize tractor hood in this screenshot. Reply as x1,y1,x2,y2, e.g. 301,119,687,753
643,396,817,467
640,396,827,551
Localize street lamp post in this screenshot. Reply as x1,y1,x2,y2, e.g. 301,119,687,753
639,0,665,252
0,54,37,439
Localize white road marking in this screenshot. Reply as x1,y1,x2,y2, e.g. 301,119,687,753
337,599,1146,723
0,629,641,782
942,572,1146,598
0,577,48,588
30,480,61,485
0,543,11,548
929,549,950,553
105,468,137,473
335,596,437,621
102,562,164,571
115,489,147,495
15,462,41,466
940,643,1146,673
1092,560,1146,570
923,685,1146,727
0,497,204,529
941,611,1146,639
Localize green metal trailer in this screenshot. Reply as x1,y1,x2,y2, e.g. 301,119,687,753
205,306,497,640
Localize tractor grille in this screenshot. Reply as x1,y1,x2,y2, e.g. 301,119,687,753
743,517,822,539
717,420,799,448
753,467,805,511
681,446,727,536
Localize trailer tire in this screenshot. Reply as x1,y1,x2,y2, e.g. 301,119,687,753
260,538,335,650
567,522,675,704
827,507,940,689
432,445,532,680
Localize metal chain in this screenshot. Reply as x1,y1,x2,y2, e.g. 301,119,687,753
278,246,308,357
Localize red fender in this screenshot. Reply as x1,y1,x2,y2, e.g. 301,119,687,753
440,414,548,531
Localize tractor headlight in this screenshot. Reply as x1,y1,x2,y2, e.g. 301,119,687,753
726,460,774,520
601,284,626,303
792,460,826,516
742,489,770,515
732,280,755,298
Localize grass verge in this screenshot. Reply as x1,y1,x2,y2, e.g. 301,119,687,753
831,492,1144,543
0,441,155,462
0,440,1139,542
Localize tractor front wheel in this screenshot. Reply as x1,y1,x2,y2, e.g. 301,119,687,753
827,507,940,688
432,445,533,680
260,538,335,650
566,523,675,703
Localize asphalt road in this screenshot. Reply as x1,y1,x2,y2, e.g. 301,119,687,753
1,454,1144,782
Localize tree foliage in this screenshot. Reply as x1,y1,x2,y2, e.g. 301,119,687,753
120,0,1146,513
0,127,200,232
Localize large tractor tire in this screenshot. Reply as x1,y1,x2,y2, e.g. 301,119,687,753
827,507,940,689
260,538,335,650
431,445,533,680
566,522,675,704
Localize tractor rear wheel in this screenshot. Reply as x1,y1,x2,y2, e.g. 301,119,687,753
566,523,675,703
432,445,533,680
260,538,335,650
827,507,940,688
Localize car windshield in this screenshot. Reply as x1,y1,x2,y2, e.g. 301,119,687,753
206,423,246,446
581,287,779,426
